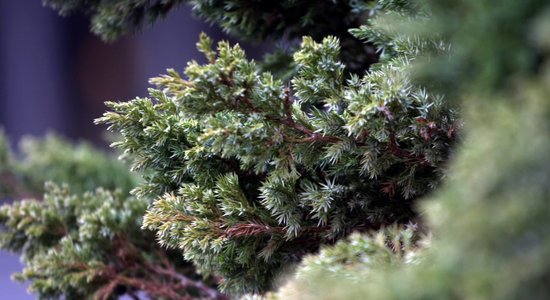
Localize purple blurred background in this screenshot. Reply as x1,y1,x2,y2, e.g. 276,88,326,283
0,2,269,298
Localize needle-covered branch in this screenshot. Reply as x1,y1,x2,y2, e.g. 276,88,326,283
0,184,224,299
98,5,458,293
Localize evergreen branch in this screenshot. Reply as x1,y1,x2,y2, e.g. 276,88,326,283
223,223,284,239
98,6,459,293
95,233,224,299
224,221,381,239
97,274,189,300
145,261,226,300
280,87,342,143
214,66,342,144
387,127,428,165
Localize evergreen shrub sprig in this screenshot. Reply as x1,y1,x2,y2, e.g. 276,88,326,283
0,0,475,298
97,10,457,292
0,184,222,299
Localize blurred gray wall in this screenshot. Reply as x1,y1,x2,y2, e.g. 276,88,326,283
0,2,269,298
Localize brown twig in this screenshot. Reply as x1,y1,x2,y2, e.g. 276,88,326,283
380,105,429,165
388,129,429,165
94,234,227,300
280,85,342,143
224,221,380,239
223,222,284,238
147,262,225,300
220,78,343,144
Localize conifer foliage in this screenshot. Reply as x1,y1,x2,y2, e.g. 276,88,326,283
0,0,483,298
0,133,137,199
96,3,457,293
1,184,220,299
0,134,222,299
267,0,550,299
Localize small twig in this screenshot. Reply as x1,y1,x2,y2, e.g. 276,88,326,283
388,129,428,164
224,222,284,238
154,250,228,300
117,275,191,300
280,86,342,143
148,263,226,300
224,221,380,239
380,105,429,165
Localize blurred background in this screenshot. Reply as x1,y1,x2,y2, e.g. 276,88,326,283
0,2,269,298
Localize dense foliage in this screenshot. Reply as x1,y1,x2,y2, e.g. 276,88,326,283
264,0,550,299
0,133,137,199
96,3,456,292
42,0,185,41
42,0,387,73
0,133,223,299
41,0,372,42
0,184,222,299
2,0,548,298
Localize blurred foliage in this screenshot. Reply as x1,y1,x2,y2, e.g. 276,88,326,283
259,0,550,299
415,0,550,96
13,0,548,298
0,133,138,199
43,0,371,42
269,225,424,299
291,224,421,280
42,0,186,41
43,0,383,73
